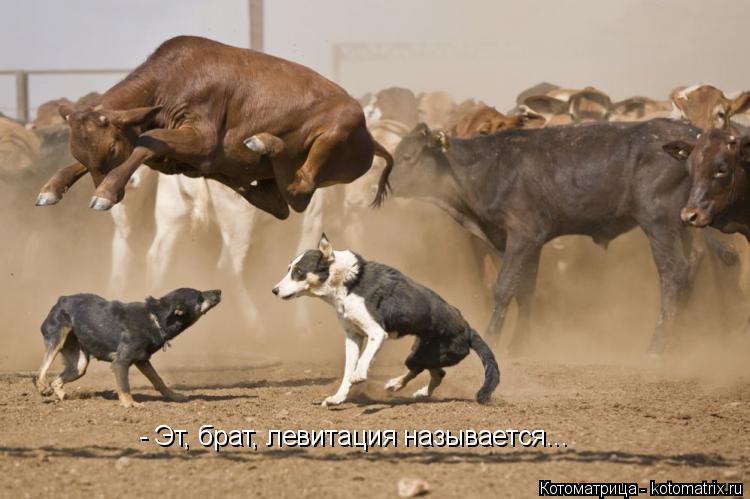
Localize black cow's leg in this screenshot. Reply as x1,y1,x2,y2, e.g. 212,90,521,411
642,225,691,355
486,238,543,346
507,247,542,356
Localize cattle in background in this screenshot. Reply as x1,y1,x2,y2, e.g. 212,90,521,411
452,104,545,138
388,120,712,355
107,169,271,330
670,84,750,131
0,115,41,177
36,36,392,218
519,86,613,126
362,87,420,129
610,97,673,122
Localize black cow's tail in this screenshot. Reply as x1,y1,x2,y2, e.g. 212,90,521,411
370,140,393,208
468,329,500,404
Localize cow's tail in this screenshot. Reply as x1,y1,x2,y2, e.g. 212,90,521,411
370,140,394,208
189,178,213,235
468,329,500,404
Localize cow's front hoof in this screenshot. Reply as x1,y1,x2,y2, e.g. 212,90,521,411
89,196,114,211
35,192,61,206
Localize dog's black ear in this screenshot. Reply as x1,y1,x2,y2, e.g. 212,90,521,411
318,232,333,261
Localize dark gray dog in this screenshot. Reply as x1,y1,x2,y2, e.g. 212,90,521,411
33,288,221,407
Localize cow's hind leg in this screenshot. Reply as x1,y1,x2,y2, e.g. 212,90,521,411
507,248,542,356
486,237,544,349
50,335,89,401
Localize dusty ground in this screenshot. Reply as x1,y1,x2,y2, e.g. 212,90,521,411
1,344,748,498
2,164,749,498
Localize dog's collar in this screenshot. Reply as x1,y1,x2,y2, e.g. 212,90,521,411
149,313,172,351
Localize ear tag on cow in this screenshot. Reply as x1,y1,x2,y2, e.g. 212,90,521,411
174,308,185,316
163,341,171,352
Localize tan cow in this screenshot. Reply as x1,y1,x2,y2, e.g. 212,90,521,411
670,84,750,130
0,115,41,175
609,96,673,122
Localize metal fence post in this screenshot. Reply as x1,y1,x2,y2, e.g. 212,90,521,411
15,71,29,123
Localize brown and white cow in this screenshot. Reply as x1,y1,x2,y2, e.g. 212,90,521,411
671,84,750,131
36,36,392,219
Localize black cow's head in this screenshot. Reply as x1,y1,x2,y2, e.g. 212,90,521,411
663,129,750,227
390,123,452,198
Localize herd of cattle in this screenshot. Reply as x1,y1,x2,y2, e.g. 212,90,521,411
2,42,750,356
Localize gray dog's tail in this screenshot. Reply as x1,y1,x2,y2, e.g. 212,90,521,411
468,329,500,404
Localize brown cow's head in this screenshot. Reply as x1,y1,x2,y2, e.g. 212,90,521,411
58,103,161,185
671,85,750,130
663,129,750,227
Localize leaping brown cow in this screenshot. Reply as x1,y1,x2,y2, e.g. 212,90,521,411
35,36,393,219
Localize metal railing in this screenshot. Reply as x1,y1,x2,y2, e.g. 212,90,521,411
0,69,131,123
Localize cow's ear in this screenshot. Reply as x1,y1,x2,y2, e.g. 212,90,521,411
431,130,450,151
738,136,750,164
663,140,694,162
318,232,333,261
111,106,162,128
517,109,546,128
58,103,75,122
729,92,750,116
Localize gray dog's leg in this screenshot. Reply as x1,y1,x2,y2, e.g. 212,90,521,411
135,360,188,402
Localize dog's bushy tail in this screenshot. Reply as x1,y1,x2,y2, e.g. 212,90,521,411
468,329,500,404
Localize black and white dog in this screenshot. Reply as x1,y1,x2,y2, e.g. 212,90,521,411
33,288,222,407
273,234,500,406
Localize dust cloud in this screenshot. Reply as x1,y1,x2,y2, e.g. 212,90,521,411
2,142,748,387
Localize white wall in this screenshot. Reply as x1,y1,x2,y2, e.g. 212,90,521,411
1,0,749,119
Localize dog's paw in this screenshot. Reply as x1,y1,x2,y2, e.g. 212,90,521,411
384,377,405,392
120,400,145,409
52,386,66,401
349,371,367,385
165,390,189,402
412,386,430,399
321,395,345,407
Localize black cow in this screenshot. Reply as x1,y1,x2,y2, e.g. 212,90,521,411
389,119,731,355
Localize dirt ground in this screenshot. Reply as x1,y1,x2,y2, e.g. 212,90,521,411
2,166,749,497
1,346,748,499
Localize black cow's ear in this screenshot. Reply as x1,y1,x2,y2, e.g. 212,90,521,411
662,141,694,162
58,103,74,122
431,130,450,151
739,136,750,164
145,296,159,308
